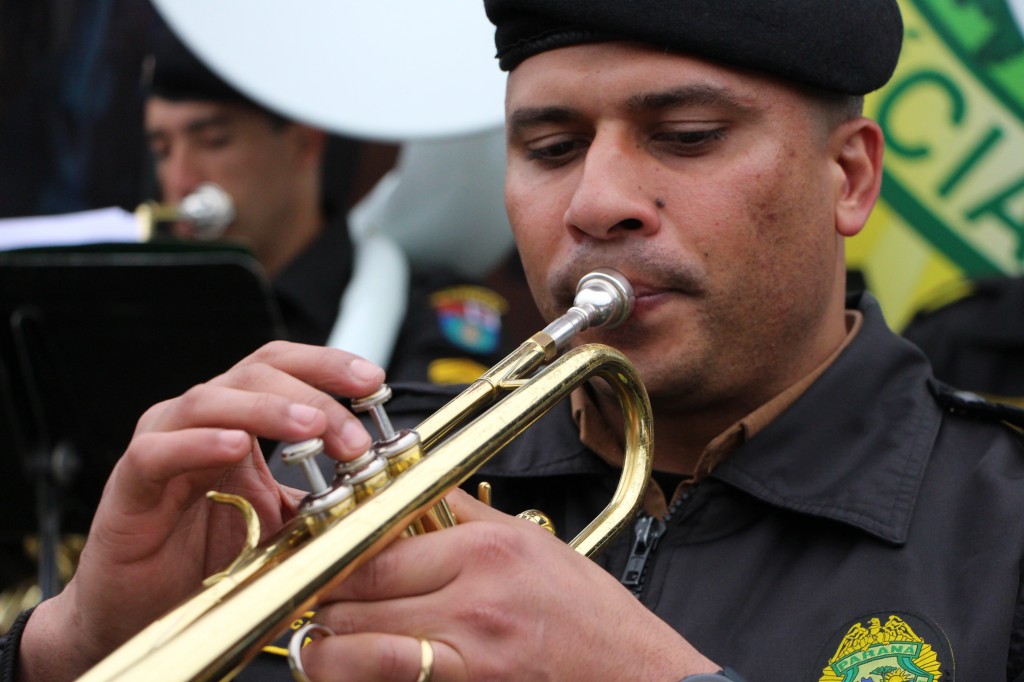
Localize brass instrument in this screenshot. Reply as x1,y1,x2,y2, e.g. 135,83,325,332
78,268,653,681
134,182,236,241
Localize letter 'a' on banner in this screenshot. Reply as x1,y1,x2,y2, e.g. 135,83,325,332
849,0,1024,330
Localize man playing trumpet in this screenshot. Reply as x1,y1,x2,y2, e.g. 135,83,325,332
6,0,1024,680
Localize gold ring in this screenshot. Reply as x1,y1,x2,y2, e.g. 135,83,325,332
416,637,434,682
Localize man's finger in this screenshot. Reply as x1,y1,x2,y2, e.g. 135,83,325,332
300,632,465,682
226,341,385,397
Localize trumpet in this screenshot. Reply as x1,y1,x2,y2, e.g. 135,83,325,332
78,268,653,681
134,182,236,241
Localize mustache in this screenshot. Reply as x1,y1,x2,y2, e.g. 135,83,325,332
546,249,707,309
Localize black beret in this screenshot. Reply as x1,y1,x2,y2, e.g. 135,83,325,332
144,25,264,109
484,0,904,95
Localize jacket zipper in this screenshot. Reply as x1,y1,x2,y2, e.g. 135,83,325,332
619,485,695,599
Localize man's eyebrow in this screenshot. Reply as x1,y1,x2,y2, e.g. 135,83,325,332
507,106,581,138
146,113,233,143
506,85,754,138
626,84,754,114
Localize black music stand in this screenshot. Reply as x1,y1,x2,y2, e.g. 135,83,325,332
0,242,286,597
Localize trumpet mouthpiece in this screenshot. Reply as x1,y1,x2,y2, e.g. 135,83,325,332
574,268,634,330
542,268,634,349
179,182,236,239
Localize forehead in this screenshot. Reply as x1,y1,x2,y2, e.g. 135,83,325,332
144,97,255,131
505,41,799,120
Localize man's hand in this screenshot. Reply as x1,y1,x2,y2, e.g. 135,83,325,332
299,489,720,681
18,341,385,681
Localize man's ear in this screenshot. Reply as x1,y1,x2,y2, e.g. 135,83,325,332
831,118,884,238
291,125,328,168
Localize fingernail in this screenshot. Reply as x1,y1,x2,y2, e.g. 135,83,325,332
340,420,370,451
219,430,249,449
289,403,320,425
349,358,383,383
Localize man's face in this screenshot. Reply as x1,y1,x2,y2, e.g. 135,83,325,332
144,98,306,264
504,43,851,412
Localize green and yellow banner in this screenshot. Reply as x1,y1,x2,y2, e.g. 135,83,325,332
850,0,1024,329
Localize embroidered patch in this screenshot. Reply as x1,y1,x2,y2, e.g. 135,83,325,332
262,610,316,657
430,285,506,354
818,612,952,682
427,357,489,385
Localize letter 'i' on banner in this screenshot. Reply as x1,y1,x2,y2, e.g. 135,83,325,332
847,0,1024,330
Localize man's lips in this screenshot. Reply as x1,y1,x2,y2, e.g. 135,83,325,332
630,283,672,299
551,264,705,314
634,286,671,300
629,286,680,315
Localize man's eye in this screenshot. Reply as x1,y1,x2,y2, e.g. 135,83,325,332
655,128,727,154
526,138,587,164
198,133,231,150
149,145,169,161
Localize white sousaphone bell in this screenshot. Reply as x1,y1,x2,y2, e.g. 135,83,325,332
150,0,515,367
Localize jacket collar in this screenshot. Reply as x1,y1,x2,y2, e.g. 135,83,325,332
455,293,941,545
711,292,940,544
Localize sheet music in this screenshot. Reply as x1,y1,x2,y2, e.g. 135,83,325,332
0,207,143,251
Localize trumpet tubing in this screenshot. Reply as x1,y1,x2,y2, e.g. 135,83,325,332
78,269,653,681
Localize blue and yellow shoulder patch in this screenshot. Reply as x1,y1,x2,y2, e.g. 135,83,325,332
818,612,952,681
430,285,507,355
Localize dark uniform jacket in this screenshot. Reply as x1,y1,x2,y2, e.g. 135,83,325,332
4,293,1023,680
395,291,1024,681
271,208,352,347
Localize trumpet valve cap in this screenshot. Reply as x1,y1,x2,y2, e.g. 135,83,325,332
281,438,329,494
351,385,393,410
351,385,397,440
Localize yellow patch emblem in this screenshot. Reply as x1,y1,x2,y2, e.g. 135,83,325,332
262,610,316,657
819,615,944,682
427,357,489,385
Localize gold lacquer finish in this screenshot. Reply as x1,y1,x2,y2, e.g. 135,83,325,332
77,268,653,681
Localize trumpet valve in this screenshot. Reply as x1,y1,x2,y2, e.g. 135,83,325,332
281,438,330,495
281,438,356,520
351,385,397,440
334,450,390,501
374,430,423,477
350,384,426,477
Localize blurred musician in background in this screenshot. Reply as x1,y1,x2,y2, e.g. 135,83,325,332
5,1,1024,681
143,31,325,285
143,27,509,384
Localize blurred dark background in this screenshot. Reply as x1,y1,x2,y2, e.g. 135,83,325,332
0,0,397,222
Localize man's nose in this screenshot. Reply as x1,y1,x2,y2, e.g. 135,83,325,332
562,133,661,240
159,147,205,203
